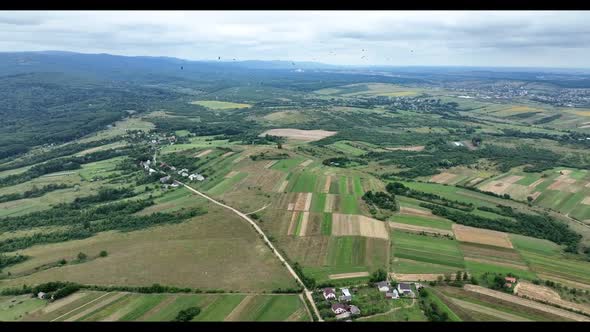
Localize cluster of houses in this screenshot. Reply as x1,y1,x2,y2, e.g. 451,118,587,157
320,281,421,320
322,288,361,320
375,280,418,300
139,160,205,184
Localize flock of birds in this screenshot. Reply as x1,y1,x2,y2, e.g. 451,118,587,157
179,48,415,70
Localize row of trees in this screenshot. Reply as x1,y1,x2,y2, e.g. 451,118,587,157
386,182,473,212
0,184,72,203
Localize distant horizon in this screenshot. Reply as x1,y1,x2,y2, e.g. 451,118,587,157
0,11,589,69
3,49,590,72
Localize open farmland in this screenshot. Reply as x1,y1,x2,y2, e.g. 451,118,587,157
391,231,465,274
11,292,308,321
190,100,252,110
259,129,337,142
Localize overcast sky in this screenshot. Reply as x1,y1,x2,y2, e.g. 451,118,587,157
1,11,589,68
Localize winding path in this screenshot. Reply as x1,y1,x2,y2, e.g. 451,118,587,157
178,181,323,322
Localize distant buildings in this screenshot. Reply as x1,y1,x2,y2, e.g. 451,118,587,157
376,281,391,292
323,288,337,301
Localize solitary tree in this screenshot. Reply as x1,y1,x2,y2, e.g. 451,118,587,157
99,250,108,258
77,252,87,261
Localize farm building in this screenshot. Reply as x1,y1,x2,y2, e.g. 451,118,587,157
505,276,518,288
37,292,46,299
170,166,177,171
331,303,348,315
160,175,171,183
323,288,337,300
148,168,157,174
376,281,390,292
189,173,205,181
452,141,464,147
171,181,180,188
385,290,400,299
349,305,361,315
339,288,352,302
397,283,414,296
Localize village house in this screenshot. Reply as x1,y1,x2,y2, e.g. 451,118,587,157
323,288,337,301
181,172,189,177
339,288,352,302
331,303,348,315
148,168,157,175
171,181,180,188
505,276,517,288
397,283,414,297
376,280,390,292
170,166,177,171
385,290,400,299
188,173,205,181
160,175,171,183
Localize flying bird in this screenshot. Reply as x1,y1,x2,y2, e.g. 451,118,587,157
218,56,221,60
180,66,183,70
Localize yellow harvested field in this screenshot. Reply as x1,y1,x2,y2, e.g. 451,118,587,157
196,149,213,158
548,176,580,193
581,196,590,205
328,272,370,280
259,129,337,142
300,159,313,167
323,176,332,193
388,221,454,236
287,203,295,211
468,177,483,185
299,212,310,236
479,175,524,195
430,172,457,184
277,180,289,193
537,274,590,291
190,100,251,110
385,145,425,152
496,106,544,115
453,224,513,248
287,211,299,235
571,110,590,117
221,151,234,158
514,281,590,316
331,213,389,240
528,178,545,189
264,160,278,169
293,193,313,211
399,206,439,219
324,194,336,213
225,170,239,179
464,285,590,321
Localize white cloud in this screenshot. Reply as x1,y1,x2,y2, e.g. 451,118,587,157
0,10,588,67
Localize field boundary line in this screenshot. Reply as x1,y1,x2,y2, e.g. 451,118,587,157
178,181,323,322
50,292,113,322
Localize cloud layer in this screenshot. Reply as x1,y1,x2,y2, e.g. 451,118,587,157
0,11,588,67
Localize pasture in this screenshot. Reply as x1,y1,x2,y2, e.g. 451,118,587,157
391,231,465,273
12,292,308,321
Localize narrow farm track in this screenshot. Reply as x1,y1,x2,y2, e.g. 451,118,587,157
245,204,270,216
179,181,323,322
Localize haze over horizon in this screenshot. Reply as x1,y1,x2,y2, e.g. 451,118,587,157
0,11,589,68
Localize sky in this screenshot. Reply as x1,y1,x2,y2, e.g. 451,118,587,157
0,11,589,68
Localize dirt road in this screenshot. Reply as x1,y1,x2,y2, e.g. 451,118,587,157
179,181,323,321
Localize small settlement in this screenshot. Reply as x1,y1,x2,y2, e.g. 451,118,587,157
319,279,422,320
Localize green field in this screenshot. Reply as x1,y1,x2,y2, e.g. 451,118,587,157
120,294,167,321
352,176,364,196
390,214,453,230
208,172,248,195
290,172,318,193
391,231,465,272
193,295,246,321
270,157,304,172
464,260,537,280
338,194,360,214
310,193,327,213
0,295,45,321
320,213,332,235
